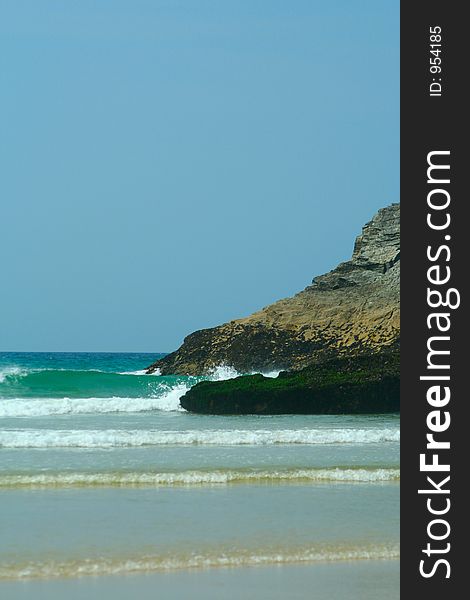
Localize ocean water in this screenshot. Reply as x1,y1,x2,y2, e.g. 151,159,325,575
0,352,399,581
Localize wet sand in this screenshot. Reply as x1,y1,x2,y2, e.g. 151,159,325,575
0,560,399,600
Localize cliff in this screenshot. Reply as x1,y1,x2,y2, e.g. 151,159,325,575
147,203,400,376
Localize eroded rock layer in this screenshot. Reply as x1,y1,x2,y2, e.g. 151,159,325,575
147,203,400,376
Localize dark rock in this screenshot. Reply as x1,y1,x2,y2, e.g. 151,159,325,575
180,350,400,415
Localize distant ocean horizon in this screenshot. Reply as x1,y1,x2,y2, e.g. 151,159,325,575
0,351,399,581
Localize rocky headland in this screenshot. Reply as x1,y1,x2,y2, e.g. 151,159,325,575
148,203,400,414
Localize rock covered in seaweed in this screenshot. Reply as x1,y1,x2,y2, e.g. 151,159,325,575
180,351,400,415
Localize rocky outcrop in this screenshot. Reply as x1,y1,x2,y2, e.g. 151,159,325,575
180,351,399,415
147,203,400,376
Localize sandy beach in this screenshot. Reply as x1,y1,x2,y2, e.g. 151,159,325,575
1,353,400,599
0,560,399,600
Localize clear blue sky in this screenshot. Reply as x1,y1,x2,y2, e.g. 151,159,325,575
0,1,399,352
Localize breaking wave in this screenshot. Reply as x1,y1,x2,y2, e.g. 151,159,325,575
0,544,400,580
0,389,188,417
208,365,281,380
0,363,278,406
0,366,28,383
0,427,400,448
0,368,193,401
0,468,400,489
0,362,286,416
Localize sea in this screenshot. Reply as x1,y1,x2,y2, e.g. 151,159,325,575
0,352,399,582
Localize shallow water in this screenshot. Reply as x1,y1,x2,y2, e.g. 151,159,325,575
0,561,400,600
0,352,399,581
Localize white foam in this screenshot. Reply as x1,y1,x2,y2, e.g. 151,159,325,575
0,367,27,383
208,365,281,380
208,365,241,380
119,368,161,376
0,427,400,448
260,370,281,378
0,389,188,418
0,544,400,580
0,468,400,488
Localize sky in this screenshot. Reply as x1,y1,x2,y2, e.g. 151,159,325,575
0,1,399,353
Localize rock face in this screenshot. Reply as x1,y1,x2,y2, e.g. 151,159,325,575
147,203,400,376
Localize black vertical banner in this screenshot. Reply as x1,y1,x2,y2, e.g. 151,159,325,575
401,2,467,597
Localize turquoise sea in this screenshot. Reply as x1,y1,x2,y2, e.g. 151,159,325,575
0,352,399,583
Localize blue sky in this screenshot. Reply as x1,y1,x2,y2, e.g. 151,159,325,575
0,1,399,352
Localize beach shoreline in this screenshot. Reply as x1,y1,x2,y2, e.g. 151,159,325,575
1,352,399,599
0,560,399,600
